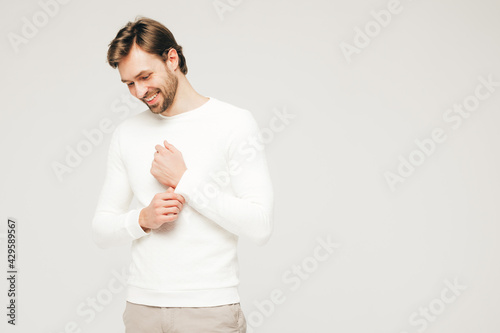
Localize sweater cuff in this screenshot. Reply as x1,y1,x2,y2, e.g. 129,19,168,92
125,209,150,239
174,168,204,204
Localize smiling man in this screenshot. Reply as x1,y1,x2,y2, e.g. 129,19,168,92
91,17,274,332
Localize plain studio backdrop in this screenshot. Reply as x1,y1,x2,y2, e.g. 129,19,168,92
1,0,499,332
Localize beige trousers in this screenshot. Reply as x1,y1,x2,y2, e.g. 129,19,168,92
123,301,247,333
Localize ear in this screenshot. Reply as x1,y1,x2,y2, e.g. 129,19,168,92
163,47,179,72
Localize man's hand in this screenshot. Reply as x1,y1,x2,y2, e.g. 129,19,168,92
139,187,186,232
151,139,187,188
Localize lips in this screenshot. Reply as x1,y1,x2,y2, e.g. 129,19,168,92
145,92,159,105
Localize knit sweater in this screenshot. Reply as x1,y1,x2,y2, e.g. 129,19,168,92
91,97,274,307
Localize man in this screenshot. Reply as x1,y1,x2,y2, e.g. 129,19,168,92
92,17,274,332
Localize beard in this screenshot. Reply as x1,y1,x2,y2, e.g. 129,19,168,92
144,68,179,114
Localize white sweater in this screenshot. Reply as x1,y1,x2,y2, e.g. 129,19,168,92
92,97,274,307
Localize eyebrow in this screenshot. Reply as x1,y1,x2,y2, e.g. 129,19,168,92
121,70,151,83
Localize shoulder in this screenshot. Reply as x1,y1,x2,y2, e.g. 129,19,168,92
209,99,262,154
209,98,259,128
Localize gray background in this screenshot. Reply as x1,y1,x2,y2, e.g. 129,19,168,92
1,0,499,332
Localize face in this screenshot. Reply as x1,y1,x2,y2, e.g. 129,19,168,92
118,43,178,114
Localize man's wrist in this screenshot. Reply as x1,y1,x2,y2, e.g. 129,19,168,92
174,167,188,188
139,209,151,233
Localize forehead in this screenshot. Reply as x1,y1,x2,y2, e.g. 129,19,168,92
118,44,163,81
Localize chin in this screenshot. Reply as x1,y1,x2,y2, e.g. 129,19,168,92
149,107,162,114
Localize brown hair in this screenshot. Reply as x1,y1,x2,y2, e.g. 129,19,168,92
107,17,188,75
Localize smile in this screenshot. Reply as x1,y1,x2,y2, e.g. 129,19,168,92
145,92,159,104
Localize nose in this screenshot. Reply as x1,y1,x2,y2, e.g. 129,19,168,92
134,82,148,99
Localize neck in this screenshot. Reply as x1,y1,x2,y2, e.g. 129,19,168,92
160,74,209,117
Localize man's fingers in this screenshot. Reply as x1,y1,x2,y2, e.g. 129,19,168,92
158,190,184,203
177,195,185,205
162,199,183,210
156,193,183,208
170,195,185,206
164,140,176,152
155,144,168,153
161,206,180,215
175,192,185,204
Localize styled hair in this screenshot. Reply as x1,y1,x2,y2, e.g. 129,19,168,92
107,17,188,75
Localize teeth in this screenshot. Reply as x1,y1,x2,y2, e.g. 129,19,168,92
146,93,158,102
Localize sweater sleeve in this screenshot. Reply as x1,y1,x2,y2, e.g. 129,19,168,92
91,125,150,249
174,110,274,245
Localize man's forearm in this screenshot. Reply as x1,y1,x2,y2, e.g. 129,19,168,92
174,166,274,245
92,209,150,248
